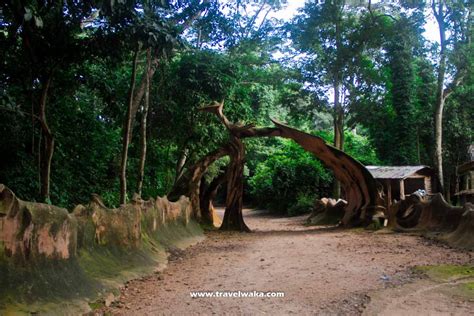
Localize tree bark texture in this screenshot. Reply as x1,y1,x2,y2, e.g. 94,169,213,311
433,2,447,194
38,75,54,203
137,49,152,197
119,48,140,204
168,144,231,219
199,168,227,226
219,137,250,232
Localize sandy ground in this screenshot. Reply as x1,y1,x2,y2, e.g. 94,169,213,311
100,208,474,315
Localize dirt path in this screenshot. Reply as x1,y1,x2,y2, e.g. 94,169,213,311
101,209,473,315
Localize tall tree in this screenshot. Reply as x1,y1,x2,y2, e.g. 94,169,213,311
386,17,420,165
117,0,211,204
290,0,374,197
430,0,472,192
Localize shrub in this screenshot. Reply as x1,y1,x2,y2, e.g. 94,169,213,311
248,139,333,215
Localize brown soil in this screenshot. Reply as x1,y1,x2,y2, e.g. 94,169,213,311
99,208,474,315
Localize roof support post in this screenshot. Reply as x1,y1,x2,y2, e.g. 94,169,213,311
399,179,405,200
386,179,392,208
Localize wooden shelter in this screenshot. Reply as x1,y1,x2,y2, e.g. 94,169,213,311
456,161,474,204
366,166,438,208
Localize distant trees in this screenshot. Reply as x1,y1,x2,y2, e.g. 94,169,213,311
288,0,473,200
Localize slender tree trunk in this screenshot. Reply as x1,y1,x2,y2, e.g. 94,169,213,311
332,7,344,200
38,75,53,203
129,60,158,140
333,82,344,199
137,49,152,197
220,137,250,232
416,128,421,164
120,48,140,204
433,1,447,193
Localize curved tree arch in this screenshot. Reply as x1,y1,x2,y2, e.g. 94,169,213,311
168,144,230,220
269,120,385,227
171,101,384,231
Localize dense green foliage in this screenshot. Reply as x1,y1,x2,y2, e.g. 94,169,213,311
249,140,333,215
0,0,472,214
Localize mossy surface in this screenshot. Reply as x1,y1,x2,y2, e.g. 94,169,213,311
413,265,474,301
365,218,383,231
464,282,474,292
0,257,101,313
0,219,203,314
415,264,474,282
307,212,342,226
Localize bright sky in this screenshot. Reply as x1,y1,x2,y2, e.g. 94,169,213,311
270,1,440,43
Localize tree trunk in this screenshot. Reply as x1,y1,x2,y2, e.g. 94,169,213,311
168,144,230,219
220,137,250,232
433,1,447,193
137,49,152,197
38,75,53,203
119,48,140,204
128,58,159,141
199,102,383,229
200,169,226,225
333,82,344,199
332,8,344,200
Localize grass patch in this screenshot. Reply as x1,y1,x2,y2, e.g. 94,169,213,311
464,282,474,291
88,300,104,310
415,264,474,281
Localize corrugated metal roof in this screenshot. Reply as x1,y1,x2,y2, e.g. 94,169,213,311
365,165,430,179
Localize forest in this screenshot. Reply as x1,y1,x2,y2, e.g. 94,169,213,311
0,0,472,213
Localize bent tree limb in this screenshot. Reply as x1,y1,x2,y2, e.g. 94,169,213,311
200,101,383,229
269,120,384,227
168,144,230,219
200,167,227,226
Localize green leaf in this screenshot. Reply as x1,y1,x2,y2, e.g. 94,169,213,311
24,8,33,21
